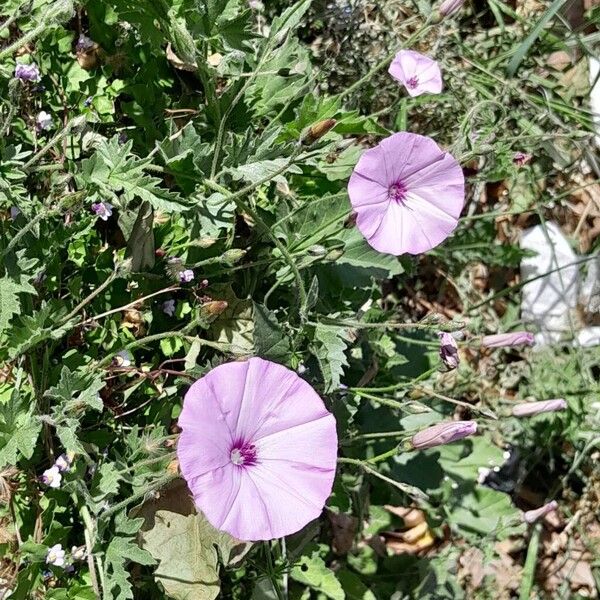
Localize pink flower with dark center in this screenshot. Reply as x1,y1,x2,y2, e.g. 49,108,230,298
348,132,465,255
388,50,442,97
177,357,338,541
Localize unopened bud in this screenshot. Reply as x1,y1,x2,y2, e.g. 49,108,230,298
200,300,228,319
481,331,534,348
523,500,558,524
439,0,464,17
302,119,337,145
511,399,567,417
411,420,477,450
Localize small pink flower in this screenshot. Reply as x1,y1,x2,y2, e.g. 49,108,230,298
46,544,66,567
438,332,459,370
14,62,41,82
439,0,464,16
481,331,534,348
512,399,567,417
523,500,558,524
54,453,72,472
411,420,477,449
42,466,62,488
513,152,532,167
177,357,338,541
388,50,442,97
348,132,465,255
36,111,53,131
91,201,113,221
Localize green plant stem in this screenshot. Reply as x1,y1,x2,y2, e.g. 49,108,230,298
339,21,433,101
61,270,119,325
204,178,309,317
77,501,102,599
264,542,285,600
99,473,177,522
367,447,399,464
350,366,438,393
519,524,541,600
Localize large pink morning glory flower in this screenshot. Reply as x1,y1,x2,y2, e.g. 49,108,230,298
388,50,442,97
177,357,338,541
348,132,465,255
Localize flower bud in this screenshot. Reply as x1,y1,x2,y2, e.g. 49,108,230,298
523,500,558,524
439,0,464,16
481,331,534,348
511,398,567,417
438,332,459,370
301,119,337,145
411,420,477,450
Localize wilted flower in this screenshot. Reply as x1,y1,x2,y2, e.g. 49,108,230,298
302,119,337,144
91,201,113,221
348,132,465,255
42,466,62,488
71,545,86,561
36,111,53,131
388,50,442,97
54,454,72,473
439,0,464,17
512,398,567,417
523,500,558,524
513,151,532,167
411,420,477,450
113,350,133,368
46,544,66,567
481,331,535,348
178,269,194,283
14,62,41,82
438,332,459,370
162,299,176,317
177,357,338,541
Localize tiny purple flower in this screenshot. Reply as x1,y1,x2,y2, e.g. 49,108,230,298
76,34,95,52
439,0,464,17
481,331,535,348
14,62,41,82
91,201,113,221
42,465,62,488
36,111,53,131
411,420,477,450
162,299,176,317
512,399,567,417
46,544,66,567
438,332,459,370
179,269,194,283
388,50,442,97
523,500,558,524
513,152,532,167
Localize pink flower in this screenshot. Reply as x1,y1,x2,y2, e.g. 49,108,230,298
513,152,532,167
512,399,567,417
438,332,459,370
178,269,194,283
411,420,477,449
348,132,465,255
41,466,62,488
177,357,338,541
481,331,534,348
388,50,442,97
14,62,41,82
523,500,558,524
91,201,113,221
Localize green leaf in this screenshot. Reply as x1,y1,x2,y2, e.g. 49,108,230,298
0,276,36,335
0,417,41,469
45,367,104,413
228,158,301,186
290,543,345,600
253,303,291,362
314,323,351,392
125,202,155,271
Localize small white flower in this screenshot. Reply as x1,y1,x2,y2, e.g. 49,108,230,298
36,111,53,131
91,201,113,221
162,299,176,317
71,545,86,561
114,350,133,368
54,454,71,473
46,544,66,567
42,466,62,489
178,269,194,283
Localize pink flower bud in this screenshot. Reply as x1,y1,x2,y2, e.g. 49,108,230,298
438,332,459,370
411,420,477,450
481,331,534,348
439,0,464,17
523,500,558,524
511,399,567,417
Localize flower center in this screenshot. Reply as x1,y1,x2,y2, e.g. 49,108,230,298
230,441,258,467
388,181,407,203
406,76,419,89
